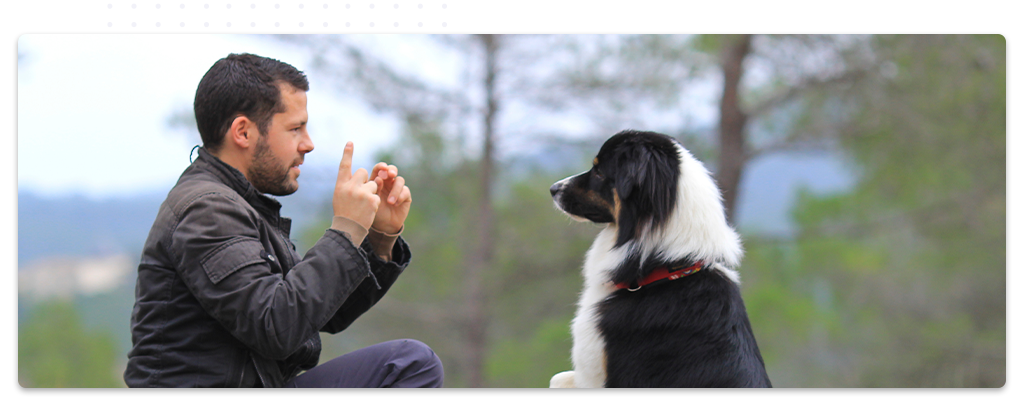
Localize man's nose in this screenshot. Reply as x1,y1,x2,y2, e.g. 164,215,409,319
299,133,314,153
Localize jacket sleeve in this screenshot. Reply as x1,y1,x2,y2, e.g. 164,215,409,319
171,192,371,361
319,234,412,334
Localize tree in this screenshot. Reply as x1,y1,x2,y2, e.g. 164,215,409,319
462,34,500,387
286,34,588,387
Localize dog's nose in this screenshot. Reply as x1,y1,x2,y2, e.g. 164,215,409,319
550,183,561,197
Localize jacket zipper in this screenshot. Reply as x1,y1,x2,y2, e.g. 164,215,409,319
252,355,270,387
238,361,246,387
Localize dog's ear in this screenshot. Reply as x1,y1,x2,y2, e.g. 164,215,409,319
615,145,676,206
614,146,650,202
612,144,678,247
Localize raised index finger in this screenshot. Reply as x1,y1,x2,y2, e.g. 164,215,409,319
338,142,354,181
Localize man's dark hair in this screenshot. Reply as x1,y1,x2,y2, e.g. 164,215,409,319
194,53,309,153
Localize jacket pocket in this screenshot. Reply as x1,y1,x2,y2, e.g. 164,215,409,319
200,237,266,285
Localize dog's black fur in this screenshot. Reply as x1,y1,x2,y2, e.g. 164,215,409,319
599,268,771,387
551,130,771,387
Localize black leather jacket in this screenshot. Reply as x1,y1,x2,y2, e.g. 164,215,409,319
124,148,410,387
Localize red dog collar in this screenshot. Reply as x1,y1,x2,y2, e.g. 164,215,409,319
615,260,705,291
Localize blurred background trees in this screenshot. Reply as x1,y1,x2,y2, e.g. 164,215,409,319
18,34,1004,387
744,34,1005,387
18,301,122,387
286,34,1004,387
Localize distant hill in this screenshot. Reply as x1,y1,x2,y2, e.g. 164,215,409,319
17,191,166,268
16,186,329,269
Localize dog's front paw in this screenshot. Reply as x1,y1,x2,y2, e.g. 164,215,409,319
550,371,576,388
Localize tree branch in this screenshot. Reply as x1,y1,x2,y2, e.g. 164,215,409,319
748,139,836,160
276,35,470,119
746,67,871,118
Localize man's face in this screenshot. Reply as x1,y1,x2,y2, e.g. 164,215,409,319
247,84,313,196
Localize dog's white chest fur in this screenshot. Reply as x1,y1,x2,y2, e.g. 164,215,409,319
552,228,622,388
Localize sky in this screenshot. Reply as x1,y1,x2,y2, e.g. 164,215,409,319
11,33,881,236
17,34,421,199
16,33,726,201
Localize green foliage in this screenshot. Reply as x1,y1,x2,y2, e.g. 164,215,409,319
76,281,137,358
18,300,122,388
485,317,573,387
742,34,1005,387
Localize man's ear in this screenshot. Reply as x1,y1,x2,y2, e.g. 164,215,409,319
226,115,257,150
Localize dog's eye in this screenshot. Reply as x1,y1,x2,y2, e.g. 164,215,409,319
593,169,604,180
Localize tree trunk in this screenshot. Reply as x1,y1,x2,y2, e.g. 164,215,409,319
463,34,499,388
717,34,753,225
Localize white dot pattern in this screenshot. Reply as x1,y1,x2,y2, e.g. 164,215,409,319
17,1,452,32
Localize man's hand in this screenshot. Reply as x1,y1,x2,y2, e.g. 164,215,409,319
333,142,381,230
369,162,412,234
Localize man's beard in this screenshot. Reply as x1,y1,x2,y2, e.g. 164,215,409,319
248,136,299,196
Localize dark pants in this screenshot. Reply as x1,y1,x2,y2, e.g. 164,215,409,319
285,339,444,388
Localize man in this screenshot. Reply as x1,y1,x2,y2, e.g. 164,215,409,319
124,53,443,388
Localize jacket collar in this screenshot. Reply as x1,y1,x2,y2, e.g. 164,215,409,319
190,147,288,231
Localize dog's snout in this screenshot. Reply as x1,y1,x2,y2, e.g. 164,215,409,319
550,183,561,197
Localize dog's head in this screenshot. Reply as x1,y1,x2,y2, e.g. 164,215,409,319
550,130,680,248
550,130,743,271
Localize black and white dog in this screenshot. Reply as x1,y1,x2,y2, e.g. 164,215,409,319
548,130,771,388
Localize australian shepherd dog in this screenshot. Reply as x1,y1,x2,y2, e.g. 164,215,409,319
548,130,771,388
